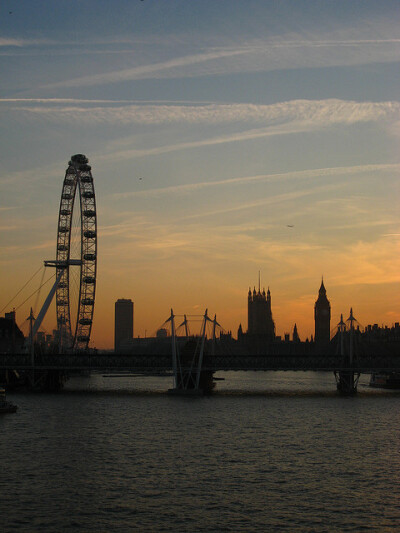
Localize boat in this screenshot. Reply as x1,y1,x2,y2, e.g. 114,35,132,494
369,373,400,389
0,388,18,413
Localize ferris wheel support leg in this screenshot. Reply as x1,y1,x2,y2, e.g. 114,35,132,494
30,269,65,344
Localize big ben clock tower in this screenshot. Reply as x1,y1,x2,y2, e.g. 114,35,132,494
314,279,331,345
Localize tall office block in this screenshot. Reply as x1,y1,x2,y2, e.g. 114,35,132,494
114,299,134,352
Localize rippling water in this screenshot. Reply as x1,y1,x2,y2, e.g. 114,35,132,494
2,372,400,532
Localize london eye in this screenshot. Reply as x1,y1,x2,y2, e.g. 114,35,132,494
46,154,97,351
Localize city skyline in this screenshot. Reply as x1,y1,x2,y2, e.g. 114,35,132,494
1,1,400,348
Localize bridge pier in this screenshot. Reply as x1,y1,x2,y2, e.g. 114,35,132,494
333,309,361,395
0,369,24,390
168,366,214,396
167,309,215,396
168,336,215,396
26,369,67,392
334,370,360,395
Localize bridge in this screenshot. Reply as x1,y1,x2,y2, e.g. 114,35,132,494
1,350,400,373
1,309,400,395
0,309,400,395
2,276,400,392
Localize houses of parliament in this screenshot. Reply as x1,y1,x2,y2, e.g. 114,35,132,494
239,278,331,345
112,278,332,352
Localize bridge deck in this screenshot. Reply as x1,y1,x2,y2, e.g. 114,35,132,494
1,352,400,373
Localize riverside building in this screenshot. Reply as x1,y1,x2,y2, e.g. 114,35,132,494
114,299,134,352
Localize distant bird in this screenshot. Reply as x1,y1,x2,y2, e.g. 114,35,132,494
138,177,142,180
287,225,294,228
9,11,12,14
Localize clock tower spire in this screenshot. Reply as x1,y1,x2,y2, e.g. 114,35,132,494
314,278,331,346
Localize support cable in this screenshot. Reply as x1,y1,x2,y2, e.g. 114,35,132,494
33,267,47,316
14,272,56,312
0,265,44,314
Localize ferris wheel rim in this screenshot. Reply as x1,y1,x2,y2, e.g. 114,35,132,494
55,154,97,352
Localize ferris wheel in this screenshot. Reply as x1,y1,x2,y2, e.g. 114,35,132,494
50,154,97,351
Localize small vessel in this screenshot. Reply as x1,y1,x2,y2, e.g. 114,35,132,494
369,373,400,389
0,388,17,413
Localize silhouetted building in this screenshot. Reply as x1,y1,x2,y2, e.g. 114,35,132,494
293,323,300,342
114,299,134,352
0,311,25,353
362,322,400,342
314,279,331,345
248,285,275,340
156,328,168,338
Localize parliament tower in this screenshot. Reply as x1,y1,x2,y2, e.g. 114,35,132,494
314,279,331,345
248,284,275,340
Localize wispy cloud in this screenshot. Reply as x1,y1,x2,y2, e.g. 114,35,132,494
41,48,248,89
0,206,18,211
0,225,17,231
0,35,187,55
10,99,400,128
70,98,397,163
0,37,51,47
177,183,343,221
0,38,25,47
99,122,316,162
113,163,400,199
98,207,400,293
35,36,400,89
0,239,54,256
329,238,400,287
0,98,144,104
0,162,62,186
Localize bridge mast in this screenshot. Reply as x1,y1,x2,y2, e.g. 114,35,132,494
168,309,211,395
335,308,360,394
169,309,178,388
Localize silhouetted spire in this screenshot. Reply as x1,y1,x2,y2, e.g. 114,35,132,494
346,307,357,325
293,323,300,342
315,278,330,345
319,277,326,295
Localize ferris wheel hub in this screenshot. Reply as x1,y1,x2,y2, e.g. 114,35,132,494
44,259,82,268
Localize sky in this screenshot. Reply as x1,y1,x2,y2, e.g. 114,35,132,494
1,0,400,349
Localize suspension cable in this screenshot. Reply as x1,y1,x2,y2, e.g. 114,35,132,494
14,272,56,313
0,264,44,314
33,267,47,316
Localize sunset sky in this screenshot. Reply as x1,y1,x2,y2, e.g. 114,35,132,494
1,0,400,348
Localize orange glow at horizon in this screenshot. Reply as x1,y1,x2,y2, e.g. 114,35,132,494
2,222,400,351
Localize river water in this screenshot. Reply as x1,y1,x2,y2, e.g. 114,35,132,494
2,372,400,532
